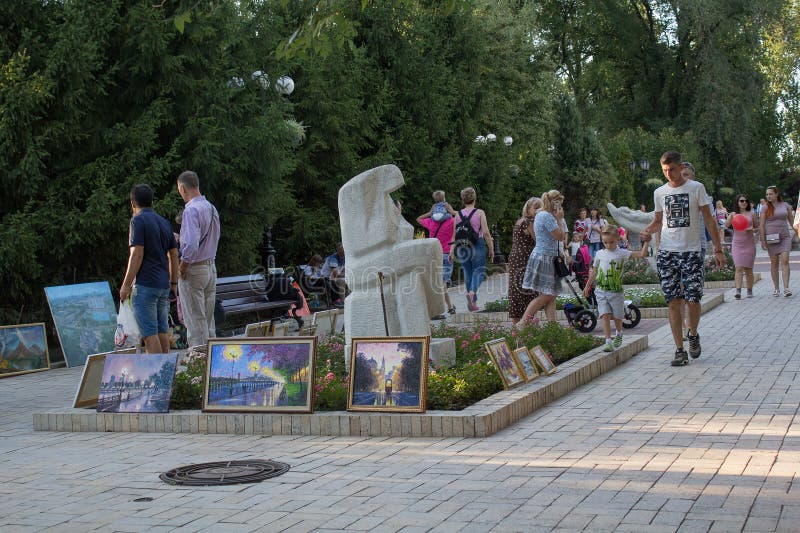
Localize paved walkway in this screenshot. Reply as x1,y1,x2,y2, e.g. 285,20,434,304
1,251,799,532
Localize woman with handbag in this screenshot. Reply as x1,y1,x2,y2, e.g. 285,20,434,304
516,190,568,327
759,186,795,297
507,197,542,322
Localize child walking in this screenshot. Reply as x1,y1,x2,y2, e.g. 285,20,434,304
583,225,650,352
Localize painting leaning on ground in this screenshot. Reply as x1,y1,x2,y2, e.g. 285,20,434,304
0,323,50,378
203,338,317,413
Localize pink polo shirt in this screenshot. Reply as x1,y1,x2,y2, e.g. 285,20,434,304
420,217,455,254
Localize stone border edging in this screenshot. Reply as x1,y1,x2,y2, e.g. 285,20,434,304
455,291,725,323
32,336,648,438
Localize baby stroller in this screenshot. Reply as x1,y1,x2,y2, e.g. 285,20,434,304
562,246,641,333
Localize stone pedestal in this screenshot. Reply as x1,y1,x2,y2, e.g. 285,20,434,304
429,337,456,368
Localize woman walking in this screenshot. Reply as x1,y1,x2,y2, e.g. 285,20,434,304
516,190,568,326
725,195,757,299
449,187,494,311
715,200,729,248
507,197,542,322
759,186,795,297
586,207,606,258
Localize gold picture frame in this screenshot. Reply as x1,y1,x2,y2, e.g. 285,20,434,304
512,347,539,382
484,338,525,388
73,347,136,408
347,336,429,413
529,345,557,375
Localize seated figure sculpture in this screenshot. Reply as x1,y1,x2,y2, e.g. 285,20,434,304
606,203,659,256
339,165,446,355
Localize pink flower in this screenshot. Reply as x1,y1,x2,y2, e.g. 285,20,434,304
315,385,323,392
460,340,469,349
510,330,517,337
325,372,335,382
471,333,481,340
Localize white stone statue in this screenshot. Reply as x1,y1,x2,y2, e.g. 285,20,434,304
339,165,446,358
606,203,659,255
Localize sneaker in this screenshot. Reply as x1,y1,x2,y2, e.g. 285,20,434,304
603,341,614,352
613,334,623,348
734,290,741,300
747,289,753,298
687,332,701,359
671,348,689,366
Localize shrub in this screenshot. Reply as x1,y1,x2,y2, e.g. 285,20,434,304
620,258,660,284
704,250,735,281
484,297,509,312
170,349,206,410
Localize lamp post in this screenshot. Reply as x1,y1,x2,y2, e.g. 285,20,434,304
629,159,650,207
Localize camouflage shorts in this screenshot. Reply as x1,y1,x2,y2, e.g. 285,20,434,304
657,251,705,303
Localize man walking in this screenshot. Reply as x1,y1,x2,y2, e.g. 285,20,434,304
641,151,725,366
120,184,179,353
177,170,220,348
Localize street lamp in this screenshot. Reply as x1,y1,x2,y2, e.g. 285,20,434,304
629,159,650,207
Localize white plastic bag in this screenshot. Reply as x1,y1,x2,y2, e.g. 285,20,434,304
115,299,141,348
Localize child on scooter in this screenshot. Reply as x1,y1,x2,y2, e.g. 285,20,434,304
584,225,650,352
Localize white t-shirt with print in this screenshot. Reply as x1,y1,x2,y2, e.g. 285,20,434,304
654,179,710,252
592,248,632,292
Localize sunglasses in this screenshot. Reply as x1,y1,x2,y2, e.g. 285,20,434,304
738,199,748,203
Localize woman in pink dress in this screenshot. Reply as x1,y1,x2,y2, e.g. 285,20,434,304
759,186,795,297
725,195,757,299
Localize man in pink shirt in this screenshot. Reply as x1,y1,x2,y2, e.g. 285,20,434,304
176,170,221,348
417,197,457,316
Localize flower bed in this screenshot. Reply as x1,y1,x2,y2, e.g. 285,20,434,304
486,288,668,312
169,321,601,413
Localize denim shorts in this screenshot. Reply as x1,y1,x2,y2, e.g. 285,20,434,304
132,285,170,337
442,256,454,286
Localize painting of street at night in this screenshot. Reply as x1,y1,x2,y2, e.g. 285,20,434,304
202,337,317,413
347,337,429,413
96,353,178,413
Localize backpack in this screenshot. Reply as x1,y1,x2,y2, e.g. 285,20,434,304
453,209,479,248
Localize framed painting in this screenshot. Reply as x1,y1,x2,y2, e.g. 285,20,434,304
0,323,50,378
271,321,290,337
530,345,557,375
45,281,117,367
96,352,178,413
484,338,525,389
347,336,429,413
311,310,338,336
73,347,136,408
202,337,317,413
244,321,271,337
512,347,539,382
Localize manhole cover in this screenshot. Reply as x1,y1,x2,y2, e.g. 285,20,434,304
160,460,290,486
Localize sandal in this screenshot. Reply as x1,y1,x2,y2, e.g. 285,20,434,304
773,289,780,297
448,305,456,315
785,289,793,297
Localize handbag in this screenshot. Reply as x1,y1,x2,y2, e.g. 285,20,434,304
553,243,570,278
766,233,781,244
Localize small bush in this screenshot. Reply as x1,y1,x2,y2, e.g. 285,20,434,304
620,258,660,284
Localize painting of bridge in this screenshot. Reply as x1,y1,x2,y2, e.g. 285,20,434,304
96,352,177,413
202,338,317,413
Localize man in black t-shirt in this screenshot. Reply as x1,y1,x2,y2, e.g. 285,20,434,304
120,184,179,353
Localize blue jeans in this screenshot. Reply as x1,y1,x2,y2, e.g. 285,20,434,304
455,238,487,294
132,285,170,338
587,241,602,258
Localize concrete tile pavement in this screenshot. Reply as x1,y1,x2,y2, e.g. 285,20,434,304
1,249,800,531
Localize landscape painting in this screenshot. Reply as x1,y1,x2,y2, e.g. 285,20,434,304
96,353,177,413
203,337,316,413
0,323,50,378
73,348,137,408
512,347,539,382
45,282,117,367
347,336,429,413
530,345,558,375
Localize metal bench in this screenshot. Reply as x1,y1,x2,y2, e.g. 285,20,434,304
214,274,303,331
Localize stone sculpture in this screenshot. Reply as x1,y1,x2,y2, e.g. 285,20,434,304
339,165,448,364
606,203,658,255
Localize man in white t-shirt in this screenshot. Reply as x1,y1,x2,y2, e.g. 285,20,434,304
641,150,725,367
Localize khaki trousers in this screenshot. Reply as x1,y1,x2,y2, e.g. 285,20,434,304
178,262,217,348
